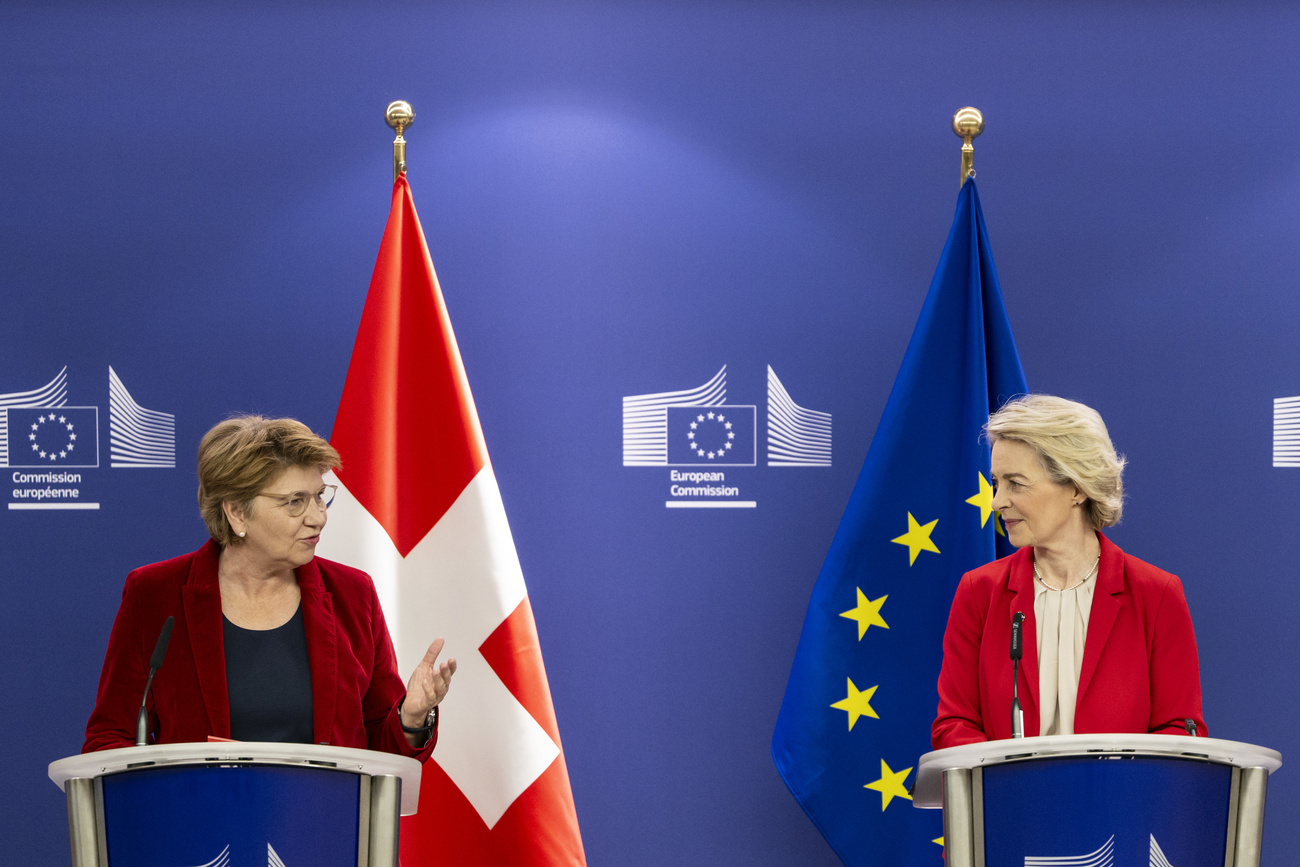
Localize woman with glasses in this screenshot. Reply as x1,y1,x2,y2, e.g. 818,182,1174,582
82,416,455,758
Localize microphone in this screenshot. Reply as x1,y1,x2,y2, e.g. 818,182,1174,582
136,616,174,747
1184,718,1198,737
1010,612,1024,739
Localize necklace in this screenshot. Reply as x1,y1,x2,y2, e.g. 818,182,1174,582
1034,554,1100,592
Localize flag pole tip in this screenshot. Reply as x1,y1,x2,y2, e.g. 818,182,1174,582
952,107,984,140
386,101,415,132
952,107,984,187
386,101,415,181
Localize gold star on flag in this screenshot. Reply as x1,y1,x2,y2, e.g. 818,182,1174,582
863,759,913,810
933,837,944,847
891,513,939,565
965,472,995,527
839,588,888,639
830,678,879,730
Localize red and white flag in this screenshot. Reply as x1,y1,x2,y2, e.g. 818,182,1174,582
318,175,586,866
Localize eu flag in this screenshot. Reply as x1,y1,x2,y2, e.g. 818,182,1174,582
772,179,1028,864
665,405,757,466
5,407,100,468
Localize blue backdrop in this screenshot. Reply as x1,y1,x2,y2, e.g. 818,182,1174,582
2,2,1298,864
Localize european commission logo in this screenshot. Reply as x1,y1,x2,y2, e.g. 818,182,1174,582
1024,833,1176,866
622,365,831,508
182,842,290,867
2,365,176,511
178,842,291,866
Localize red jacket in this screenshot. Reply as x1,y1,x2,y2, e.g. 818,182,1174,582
83,539,435,761
932,533,1206,749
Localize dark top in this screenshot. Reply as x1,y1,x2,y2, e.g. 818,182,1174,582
222,603,314,744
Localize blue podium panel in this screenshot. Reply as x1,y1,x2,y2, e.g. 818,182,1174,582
101,764,361,867
982,756,1232,866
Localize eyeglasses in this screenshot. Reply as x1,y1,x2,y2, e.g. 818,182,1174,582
257,484,338,517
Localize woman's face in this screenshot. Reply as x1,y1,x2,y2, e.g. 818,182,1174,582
234,465,329,571
990,439,1082,551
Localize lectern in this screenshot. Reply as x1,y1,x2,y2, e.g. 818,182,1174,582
913,734,1280,867
49,742,423,867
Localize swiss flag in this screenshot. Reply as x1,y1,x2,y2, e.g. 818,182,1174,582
318,175,586,865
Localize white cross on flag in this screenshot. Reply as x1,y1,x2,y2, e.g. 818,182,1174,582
317,175,585,865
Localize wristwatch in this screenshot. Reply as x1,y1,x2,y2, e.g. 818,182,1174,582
399,699,438,734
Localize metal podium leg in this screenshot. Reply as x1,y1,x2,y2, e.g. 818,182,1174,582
367,774,402,867
943,768,976,867
65,777,104,867
1231,767,1269,867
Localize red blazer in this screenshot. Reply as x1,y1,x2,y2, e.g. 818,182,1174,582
932,533,1206,749
83,539,436,761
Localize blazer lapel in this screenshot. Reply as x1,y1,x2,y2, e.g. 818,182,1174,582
182,540,230,738
1077,533,1122,704
298,559,338,745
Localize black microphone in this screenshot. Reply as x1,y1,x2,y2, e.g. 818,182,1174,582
1184,718,1198,737
1010,612,1025,739
136,616,174,747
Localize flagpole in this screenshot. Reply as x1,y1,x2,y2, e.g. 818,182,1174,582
952,107,984,187
386,100,415,181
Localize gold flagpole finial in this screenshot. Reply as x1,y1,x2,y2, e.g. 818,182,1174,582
386,101,415,181
952,107,984,188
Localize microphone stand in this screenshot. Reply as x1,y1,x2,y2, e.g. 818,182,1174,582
1010,612,1024,739
136,616,174,747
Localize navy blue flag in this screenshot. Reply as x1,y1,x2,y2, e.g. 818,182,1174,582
666,405,757,465
772,179,1028,865
3,406,100,468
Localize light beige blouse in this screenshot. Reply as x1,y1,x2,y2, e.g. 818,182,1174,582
1034,571,1098,736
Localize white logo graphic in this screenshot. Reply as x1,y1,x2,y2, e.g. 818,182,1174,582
767,365,831,467
110,365,176,468
1024,834,1176,866
1025,834,1114,866
623,366,729,466
1149,834,1176,867
182,842,288,866
1273,396,1300,466
5,366,177,511
0,366,175,470
0,366,70,466
621,364,831,468
186,845,230,867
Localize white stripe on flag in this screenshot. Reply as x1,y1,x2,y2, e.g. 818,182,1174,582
319,467,560,827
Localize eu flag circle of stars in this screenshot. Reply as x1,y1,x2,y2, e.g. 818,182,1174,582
685,411,736,460
29,413,79,462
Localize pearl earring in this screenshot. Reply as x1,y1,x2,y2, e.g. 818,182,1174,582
238,531,246,538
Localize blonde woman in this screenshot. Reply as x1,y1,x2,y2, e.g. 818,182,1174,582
932,395,1205,748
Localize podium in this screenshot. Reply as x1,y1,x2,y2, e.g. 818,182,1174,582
49,743,423,867
913,734,1281,867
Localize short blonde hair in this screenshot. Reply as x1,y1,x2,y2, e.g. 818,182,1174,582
196,416,340,546
985,394,1126,529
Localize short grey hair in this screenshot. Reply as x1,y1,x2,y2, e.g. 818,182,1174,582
985,394,1126,529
